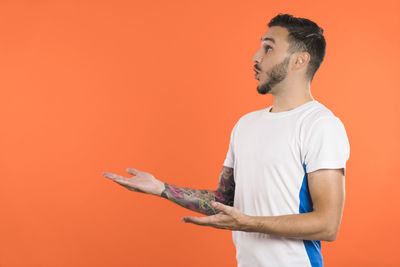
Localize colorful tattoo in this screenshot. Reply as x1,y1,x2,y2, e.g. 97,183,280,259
160,166,235,215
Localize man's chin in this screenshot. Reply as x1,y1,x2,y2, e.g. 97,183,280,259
256,82,272,95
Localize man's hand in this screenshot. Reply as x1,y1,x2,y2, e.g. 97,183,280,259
182,201,251,231
103,168,165,196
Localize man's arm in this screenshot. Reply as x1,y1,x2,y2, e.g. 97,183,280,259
243,168,345,242
160,166,235,215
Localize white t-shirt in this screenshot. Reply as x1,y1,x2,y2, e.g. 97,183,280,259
223,100,350,267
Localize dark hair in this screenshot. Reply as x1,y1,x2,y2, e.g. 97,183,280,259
268,13,326,81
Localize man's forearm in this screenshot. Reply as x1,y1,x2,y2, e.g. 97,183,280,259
243,211,336,241
160,183,226,215
159,166,235,216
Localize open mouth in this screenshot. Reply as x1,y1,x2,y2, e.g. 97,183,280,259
254,67,260,79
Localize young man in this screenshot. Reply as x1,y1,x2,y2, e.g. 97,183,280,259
103,13,350,267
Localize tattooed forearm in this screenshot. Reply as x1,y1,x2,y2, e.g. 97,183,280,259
160,166,235,216
161,184,219,215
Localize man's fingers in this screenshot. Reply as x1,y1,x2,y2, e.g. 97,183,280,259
182,216,215,226
102,171,148,193
103,172,130,185
103,172,118,179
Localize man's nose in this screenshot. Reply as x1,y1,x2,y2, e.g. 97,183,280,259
252,49,262,63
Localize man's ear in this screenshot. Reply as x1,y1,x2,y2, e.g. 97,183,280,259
294,52,310,69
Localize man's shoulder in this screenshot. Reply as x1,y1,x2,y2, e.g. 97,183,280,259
237,108,265,122
299,101,339,127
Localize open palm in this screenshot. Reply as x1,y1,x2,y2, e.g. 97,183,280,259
103,168,165,196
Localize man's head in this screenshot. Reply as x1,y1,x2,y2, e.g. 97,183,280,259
253,13,326,95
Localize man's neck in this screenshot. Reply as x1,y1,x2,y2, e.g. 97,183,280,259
270,96,314,113
269,76,313,113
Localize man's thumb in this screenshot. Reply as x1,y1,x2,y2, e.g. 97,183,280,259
126,167,140,176
212,201,230,213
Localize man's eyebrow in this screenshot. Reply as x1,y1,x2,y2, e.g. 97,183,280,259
260,37,275,44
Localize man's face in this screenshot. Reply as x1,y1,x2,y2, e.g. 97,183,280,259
253,26,292,95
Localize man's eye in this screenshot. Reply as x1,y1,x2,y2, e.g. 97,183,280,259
264,45,272,52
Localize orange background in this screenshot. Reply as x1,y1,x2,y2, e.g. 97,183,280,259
0,0,399,266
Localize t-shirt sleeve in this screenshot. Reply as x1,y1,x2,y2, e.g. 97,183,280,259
223,121,239,168
303,116,350,175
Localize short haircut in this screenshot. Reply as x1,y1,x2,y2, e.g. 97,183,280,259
268,13,326,81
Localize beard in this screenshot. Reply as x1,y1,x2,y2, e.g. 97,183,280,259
257,54,291,95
